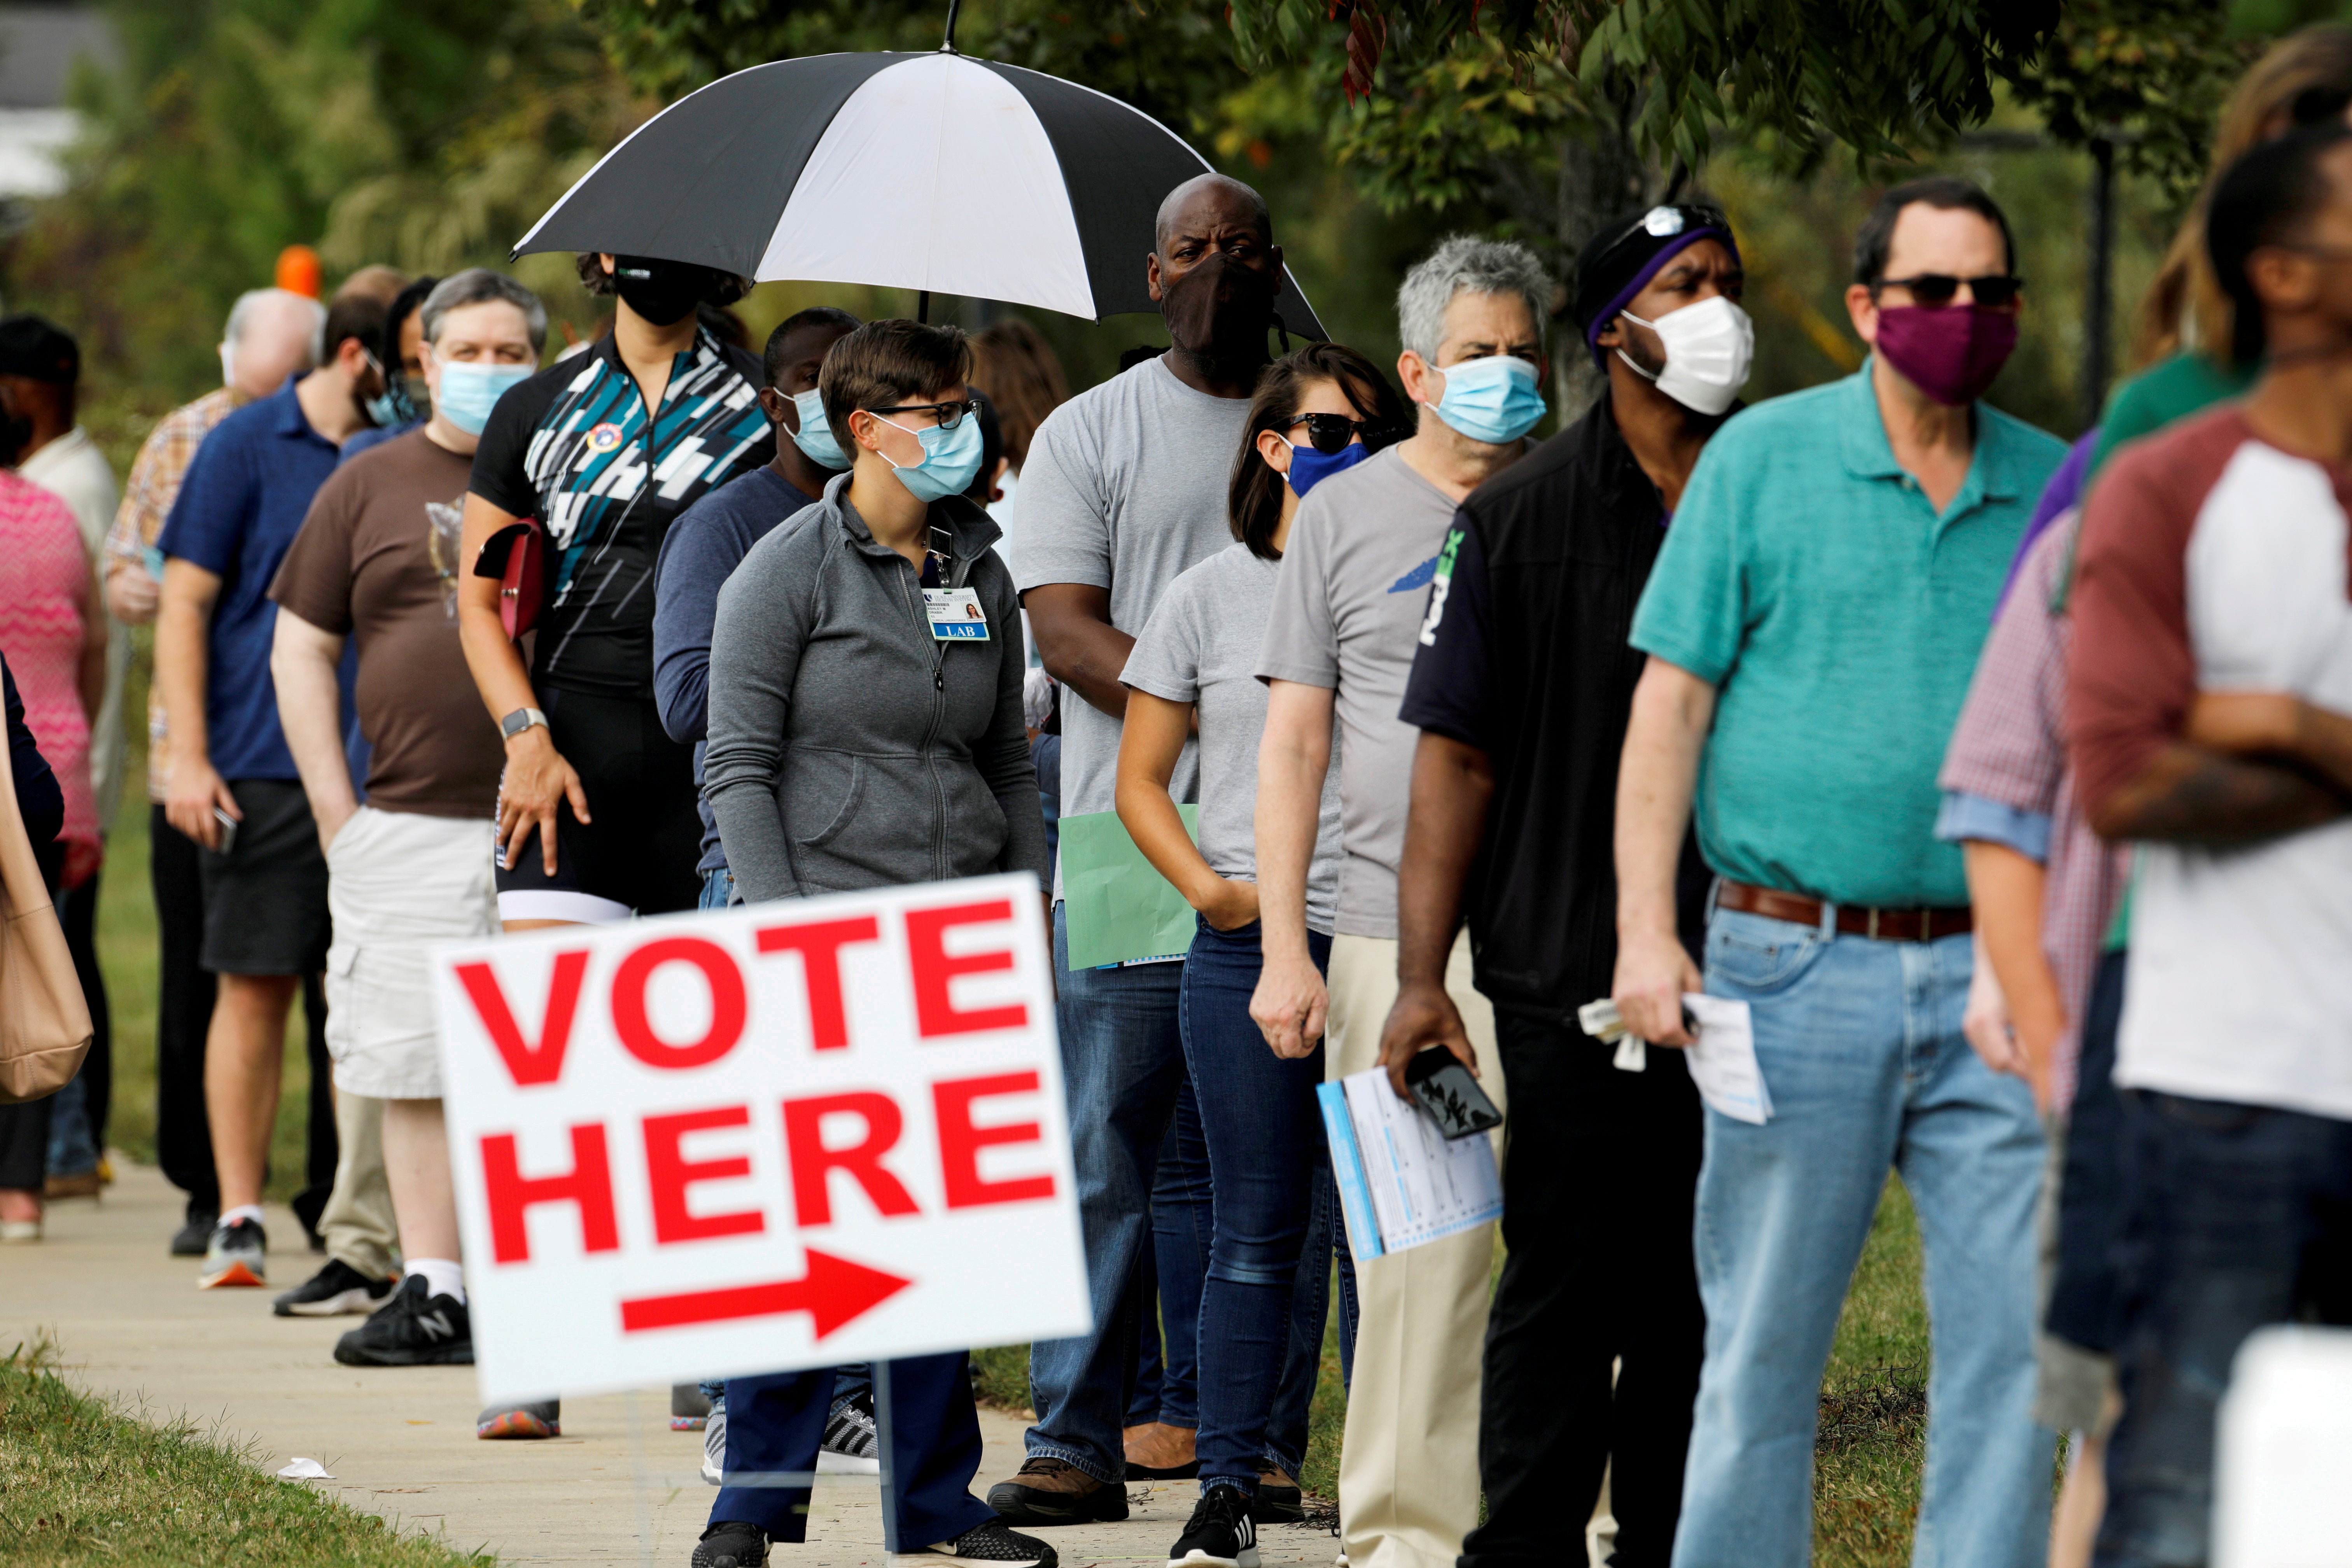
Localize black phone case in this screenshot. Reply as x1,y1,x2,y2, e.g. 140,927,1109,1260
1406,1052,1502,1140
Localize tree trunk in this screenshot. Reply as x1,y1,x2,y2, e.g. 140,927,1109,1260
1552,116,1662,422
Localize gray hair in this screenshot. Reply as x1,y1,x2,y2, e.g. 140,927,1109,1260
419,268,549,354
1396,236,1553,360
224,287,327,365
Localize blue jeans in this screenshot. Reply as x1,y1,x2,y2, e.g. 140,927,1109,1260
2092,1091,2352,1568
698,867,734,910
1180,917,1336,1491
46,1070,98,1175
1672,908,2051,1568
1128,1085,1210,1433
1025,903,1188,1483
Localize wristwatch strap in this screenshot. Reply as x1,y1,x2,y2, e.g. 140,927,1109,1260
500,706,549,741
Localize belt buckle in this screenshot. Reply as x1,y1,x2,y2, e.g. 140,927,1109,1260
1865,906,1881,941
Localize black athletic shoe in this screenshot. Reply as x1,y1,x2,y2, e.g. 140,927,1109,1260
1167,1485,1259,1568
985,1457,1130,1525
170,1209,218,1258
691,1521,767,1568
334,1276,474,1366
1249,1471,1304,1526
820,1390,880,1473
275,1258,396,1317
898,1518,1059,1564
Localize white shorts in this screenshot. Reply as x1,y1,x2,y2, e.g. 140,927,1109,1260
324,806,498,1099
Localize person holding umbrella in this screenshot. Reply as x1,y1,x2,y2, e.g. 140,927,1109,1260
698,317,1052,1568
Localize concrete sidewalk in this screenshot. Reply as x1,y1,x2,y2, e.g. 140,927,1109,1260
3,1159,1344,1567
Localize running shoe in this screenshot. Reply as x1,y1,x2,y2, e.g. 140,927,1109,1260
198,1218,267,1288
700,1395,726,1485
672,1382,711,1430
275,1258,396,1317
171,1209,217,1258
691,1521,766,1568
1251,1467,1304,1524
477,1398,560,1438
334,1276,474,1366
820,1390,880,1474
891,1519,1059,1565
1167,1484,1259,1568
985,1457,1129,1525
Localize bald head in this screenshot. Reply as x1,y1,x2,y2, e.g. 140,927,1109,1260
224,287,325,401
1154,173,1273,258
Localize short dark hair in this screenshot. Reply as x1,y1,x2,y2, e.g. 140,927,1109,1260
322,292,388,364
763,306,861,390
381,275,438,368
819,319,974,454
1853,175,2015,287
2208,122,2352,364
1228,342,1409,561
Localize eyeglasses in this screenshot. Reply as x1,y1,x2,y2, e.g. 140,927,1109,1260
1874,273,2025,309
1286,412,1386,455
872,398,979,429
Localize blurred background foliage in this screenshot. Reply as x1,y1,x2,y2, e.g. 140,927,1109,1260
6,0,2347,472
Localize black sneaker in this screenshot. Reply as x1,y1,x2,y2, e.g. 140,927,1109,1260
820,1390,880,1474
275,1258,396,1317
1250,1467,1304,1525
170,1209,218,1258
898,1518,1059,1564
985,1457,1129,1525
334,1276,474,1366
691,1521,766,1568
1167,1485,1258,1568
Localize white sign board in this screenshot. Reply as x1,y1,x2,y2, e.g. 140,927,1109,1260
2215,1325,2352,1568
433,872,1088,1404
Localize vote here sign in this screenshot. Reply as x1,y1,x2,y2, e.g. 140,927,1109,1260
432,872,1088,1404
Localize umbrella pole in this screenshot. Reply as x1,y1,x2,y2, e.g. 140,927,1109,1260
917,290,931,324
940,0,962,53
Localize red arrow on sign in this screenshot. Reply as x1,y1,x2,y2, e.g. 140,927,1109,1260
618,1251,914,1338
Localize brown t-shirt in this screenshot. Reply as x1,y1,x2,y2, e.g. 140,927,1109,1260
270,430,502,817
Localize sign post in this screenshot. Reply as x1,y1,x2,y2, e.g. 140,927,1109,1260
433,872,1088,1405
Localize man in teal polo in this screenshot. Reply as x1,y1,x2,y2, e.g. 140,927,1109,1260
1612,175,2068,1568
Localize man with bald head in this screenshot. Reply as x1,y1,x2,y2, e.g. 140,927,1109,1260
990,172,1290,1528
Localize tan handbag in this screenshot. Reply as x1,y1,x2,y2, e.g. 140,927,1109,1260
0,716,92,1102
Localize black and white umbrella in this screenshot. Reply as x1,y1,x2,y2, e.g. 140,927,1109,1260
514,49,1325,335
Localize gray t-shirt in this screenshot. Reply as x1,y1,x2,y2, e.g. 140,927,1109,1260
1122,543,1344,934
1256,446,1459,940
1013,356,1253,895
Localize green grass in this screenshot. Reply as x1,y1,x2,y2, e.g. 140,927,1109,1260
0,1336,486,1567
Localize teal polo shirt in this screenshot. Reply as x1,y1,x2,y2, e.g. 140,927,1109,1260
1630,361,2068,908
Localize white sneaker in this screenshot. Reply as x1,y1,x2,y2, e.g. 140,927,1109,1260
701,1398,726,1485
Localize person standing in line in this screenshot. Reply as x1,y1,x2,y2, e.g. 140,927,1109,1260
0,452,106,1242
455,251,774,1440
103,287,324,1256
263,269,549,1364
0,314,121,1199
1252,236,1548,1568
1379,206,1751,1568
698,317,1055,1568
342,274,440,462
1117,342,1402,1564
0,649,65,1242
1611,176,2067,1568
988,172,1290,1525
156,289,393,1293
2066,124,2352,1568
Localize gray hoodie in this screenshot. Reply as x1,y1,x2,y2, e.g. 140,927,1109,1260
702,473,1046,903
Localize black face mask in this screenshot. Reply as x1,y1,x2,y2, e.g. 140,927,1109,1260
612,256,718,327
1160,250,1278,366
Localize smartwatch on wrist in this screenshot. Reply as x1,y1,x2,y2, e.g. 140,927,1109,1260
500,707,549,742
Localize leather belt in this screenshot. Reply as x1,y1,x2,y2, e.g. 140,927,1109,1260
1716,879,1972,943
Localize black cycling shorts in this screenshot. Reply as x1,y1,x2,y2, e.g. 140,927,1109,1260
494,686,702,923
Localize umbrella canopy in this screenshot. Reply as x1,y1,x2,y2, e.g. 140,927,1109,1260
515,50,1326,336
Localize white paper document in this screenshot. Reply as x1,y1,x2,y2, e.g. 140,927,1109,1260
1318,1067,1502,1260
1682,993,1772,1124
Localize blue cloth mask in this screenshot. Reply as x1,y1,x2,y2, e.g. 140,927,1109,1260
1430,353,1547,444
1283,437,1369,497
789,388,850,470
878,412,985,504
437,362,536,436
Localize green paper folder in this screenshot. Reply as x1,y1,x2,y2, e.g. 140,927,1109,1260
1059,807,1200,970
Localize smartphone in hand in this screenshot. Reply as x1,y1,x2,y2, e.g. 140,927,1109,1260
1405,1048,1503,1140
212,807,238,857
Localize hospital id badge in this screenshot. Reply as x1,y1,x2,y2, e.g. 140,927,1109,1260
923,587,990,640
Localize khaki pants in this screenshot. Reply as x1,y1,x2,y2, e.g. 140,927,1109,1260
318,1087,397,1280
1326,929,1507,1568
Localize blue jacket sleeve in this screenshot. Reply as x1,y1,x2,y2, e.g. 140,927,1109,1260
653,508,730,746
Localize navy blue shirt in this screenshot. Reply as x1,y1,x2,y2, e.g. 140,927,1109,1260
651,464,818,873
157,377,346,781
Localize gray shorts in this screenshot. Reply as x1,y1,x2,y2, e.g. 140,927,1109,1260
2033,1110,2121,1436
197,778,330,976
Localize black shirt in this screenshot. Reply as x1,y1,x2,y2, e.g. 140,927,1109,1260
470,329,775,700
1400,393,1712,1024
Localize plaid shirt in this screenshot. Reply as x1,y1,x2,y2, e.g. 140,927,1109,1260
1937,511,2129,1113
105,387,244,800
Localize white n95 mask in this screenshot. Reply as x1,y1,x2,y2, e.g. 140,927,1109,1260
1616,295,1753,416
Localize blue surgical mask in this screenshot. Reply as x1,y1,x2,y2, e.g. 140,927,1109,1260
877,413,985,504
436,361,536,436
789,388,850,470
364,388,403,429
1282,438,1368,497
1430,353,1547,445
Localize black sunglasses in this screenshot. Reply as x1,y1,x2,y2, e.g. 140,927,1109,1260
871,398,979,430
1286,412,1386,455
1875,273,2025,309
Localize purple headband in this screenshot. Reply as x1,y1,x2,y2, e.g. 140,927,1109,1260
1584,226,1738,368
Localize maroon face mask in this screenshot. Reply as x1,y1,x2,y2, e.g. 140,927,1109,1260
1872,304,2018,407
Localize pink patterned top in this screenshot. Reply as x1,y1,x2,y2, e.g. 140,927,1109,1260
0,469,98,882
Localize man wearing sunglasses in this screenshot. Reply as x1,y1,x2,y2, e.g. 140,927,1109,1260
1613,175,2069,1568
